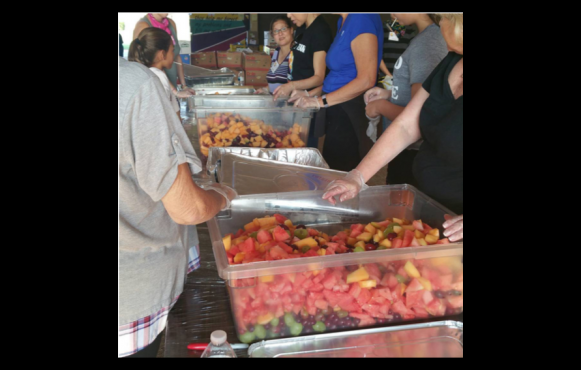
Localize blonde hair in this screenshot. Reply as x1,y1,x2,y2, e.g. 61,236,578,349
438,14,463,45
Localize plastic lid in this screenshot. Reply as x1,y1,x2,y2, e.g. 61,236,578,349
210,330,227,346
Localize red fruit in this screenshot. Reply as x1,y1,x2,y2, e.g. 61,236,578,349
402,230,414,247
365,243,377,251
273,214,288,223
386,233,398,241
273,226,291,242
256,229,273,244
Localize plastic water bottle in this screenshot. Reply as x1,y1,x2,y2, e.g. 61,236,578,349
200,330,237,358
238,71,245,86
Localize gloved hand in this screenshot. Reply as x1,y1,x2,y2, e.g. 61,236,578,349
175,90,194,99
293,96,320,109
200,183,238,211
442,214,463,242
254,87,270,95
273,82,294,100
288,89,309,103
322,169,369,205
366,113,381,143
364,87,390,104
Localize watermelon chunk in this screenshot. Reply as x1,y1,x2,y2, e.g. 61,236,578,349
273,226,291,242
273,214,288,224
402,230,414,247
257,229,273,244
349,313,376,327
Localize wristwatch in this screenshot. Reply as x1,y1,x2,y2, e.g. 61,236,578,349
321,94,329,108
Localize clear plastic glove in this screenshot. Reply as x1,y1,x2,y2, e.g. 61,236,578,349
273,83,294,100
366,113,381,143
254,87,270,95
442,214,463,242
364,87,390,104
200,183,238,211
175,90,194,99
293,96,320,109
288,89,309,103
322,169,369,205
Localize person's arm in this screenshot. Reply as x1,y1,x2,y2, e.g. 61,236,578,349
133,20,149,40
380,60,392,77
167,18,187,88
319,33,378,107
273,51,327,99
162,163,226,225
365,82,422,121
355,87,429,182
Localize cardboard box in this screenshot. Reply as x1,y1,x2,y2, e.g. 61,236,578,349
242,51,271,72
191,51,216,68
216,51,243,69
244,69,268,87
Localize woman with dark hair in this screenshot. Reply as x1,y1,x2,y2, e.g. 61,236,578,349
133,13,192,93
265,15,294,94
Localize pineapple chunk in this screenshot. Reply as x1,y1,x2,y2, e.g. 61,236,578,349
234,252,245,263
346,267,370,284
354,241,366,249
418,238,428,246
317,249,326,256
393,217,404,224
256,217,276,228
222,235,231,251
379,239,392,248
284,219,294,228
364,224,376,234
356,232,373,242
244,221,257,231
404,261,421,278
359,280,377,289
428,228,440,238
347,237,358,246
294,237,318,248
415,230,426,239
393,225,403,234
259,275,274,283
257,312,274,325
417,277,432,291
373,229,385,243
425,234,439,244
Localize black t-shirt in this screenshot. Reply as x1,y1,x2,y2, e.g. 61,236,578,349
290,16,334,82
413,52,463,214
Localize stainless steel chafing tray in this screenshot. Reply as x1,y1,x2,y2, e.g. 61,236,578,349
193,87,257,95
187,94,289,112
181,63,236,87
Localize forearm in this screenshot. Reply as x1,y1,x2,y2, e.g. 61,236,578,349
290,74,325,92
176,55,186,87
326,75,375,106
307,85,323,97
376,100,405,121
356,117,421,182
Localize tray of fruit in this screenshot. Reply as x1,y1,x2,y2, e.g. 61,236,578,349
206,185,463,342
248,320,463,357
187,94,289,112
195,107,316,158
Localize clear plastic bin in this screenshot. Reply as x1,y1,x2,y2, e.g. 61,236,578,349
206,185,464,343
248,320,463,357
194,107,317,164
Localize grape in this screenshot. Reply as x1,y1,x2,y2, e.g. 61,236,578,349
239,331,256,343
313,321,326,332
321,307,333,316
304,326,314,334
279,223,290,230
295,316,303,324
264,323,271,330
300,308,309,320
328,324,337,330
365,244,377,251
336,310,349,318
247,325,255,332
452,290,462,296
290,322,304,336
393,313,402,321
284,313,296,327
388,310,393,315
434,290,446,299
295,224,307,229
254,324,267,339
315,313,324,322
270,318,280,327
387,233,398,241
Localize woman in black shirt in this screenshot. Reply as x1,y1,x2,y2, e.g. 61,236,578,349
322,14,464,242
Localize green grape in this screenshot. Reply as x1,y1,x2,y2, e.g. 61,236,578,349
254,324,266,339
336,310,349,318
383,223,400,237
396,274,407,283
239,331,256,343
301,245,311,254
284,313,296,327
290,322,303,336
294,229,309,240
312,321,326,332
354,246,365,252
249,231,258,239
270,317,280,327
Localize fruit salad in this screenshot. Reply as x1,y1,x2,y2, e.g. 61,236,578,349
222,214,463,343
197,112,306,157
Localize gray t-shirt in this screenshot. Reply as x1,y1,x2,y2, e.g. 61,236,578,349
118,57,202,324
386,24,448,149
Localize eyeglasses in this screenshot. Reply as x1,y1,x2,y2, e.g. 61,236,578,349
272,27,289,35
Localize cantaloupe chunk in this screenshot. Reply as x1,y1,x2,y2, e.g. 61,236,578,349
257,312,274,325
294,237,318,248
417,277,432,291
259,275,274,283
404,261,421,278
222,235,231,251
346,267,369,284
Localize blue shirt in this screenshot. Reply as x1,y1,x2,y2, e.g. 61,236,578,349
323,14,384,93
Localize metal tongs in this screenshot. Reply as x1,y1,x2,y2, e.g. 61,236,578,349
386,17,400,42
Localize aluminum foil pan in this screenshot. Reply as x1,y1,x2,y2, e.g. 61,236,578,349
207,147,329,175
248,320,463,358
216,152,344,195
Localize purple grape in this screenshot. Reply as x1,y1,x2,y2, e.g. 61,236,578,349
295,225,307,229
308,315,315,322
388,310,393,315
304,326,314,334
279,223,290,230
264,323,271,330
295,317,303,324
434,290,446,299
248,325,255,332
328,324,337,330
393,313,402,321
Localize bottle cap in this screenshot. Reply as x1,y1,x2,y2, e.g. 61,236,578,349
210,330,227,346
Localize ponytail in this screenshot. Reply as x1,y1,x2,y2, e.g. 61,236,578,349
128,27,171,67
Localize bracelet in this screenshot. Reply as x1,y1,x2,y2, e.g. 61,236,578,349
305,90,309,97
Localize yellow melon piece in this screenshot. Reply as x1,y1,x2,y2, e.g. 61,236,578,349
234,252,245,263
294,237,318,248
222,235,231,251
257,312,274,325
417,277,432,291
259,275,274,283
356,232,373,242
359,280,377,289
404,261,421,278
346,267,370,284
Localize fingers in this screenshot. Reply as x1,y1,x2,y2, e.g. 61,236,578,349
293,97,302,107
443,219,463,241
442,214,463,228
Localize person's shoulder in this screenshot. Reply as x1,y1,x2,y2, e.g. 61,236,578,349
168,17,177,28
119,58,156,87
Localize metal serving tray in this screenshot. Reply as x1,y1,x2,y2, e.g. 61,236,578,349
193,87,256,95
248,320,463,357
207,147,329,175
216,152,345,195
187,94,289,112
181,63,236,88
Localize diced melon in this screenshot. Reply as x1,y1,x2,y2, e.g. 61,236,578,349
356,232,373,242
259,275,274,283
393,217,404,224
256,217,276,228
317,248,326,256
404,261,421,278
234,252,245,263
418,238,428,246
257,312,274,325
402,225,415,231
347,237,358,246
364,224,376,234
373,230,385,243
359,280,377,289
354,241,366,249
414,230,426,239
294,237,318,248
379,239,392,248
222,235,231,251
425,234,439,244
428,228,440,238
312,269,321,276
417,277,432,291
393,225,403,234
370,222,382,229
284,219,294,228
346,267,370,284
244,221,258,231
